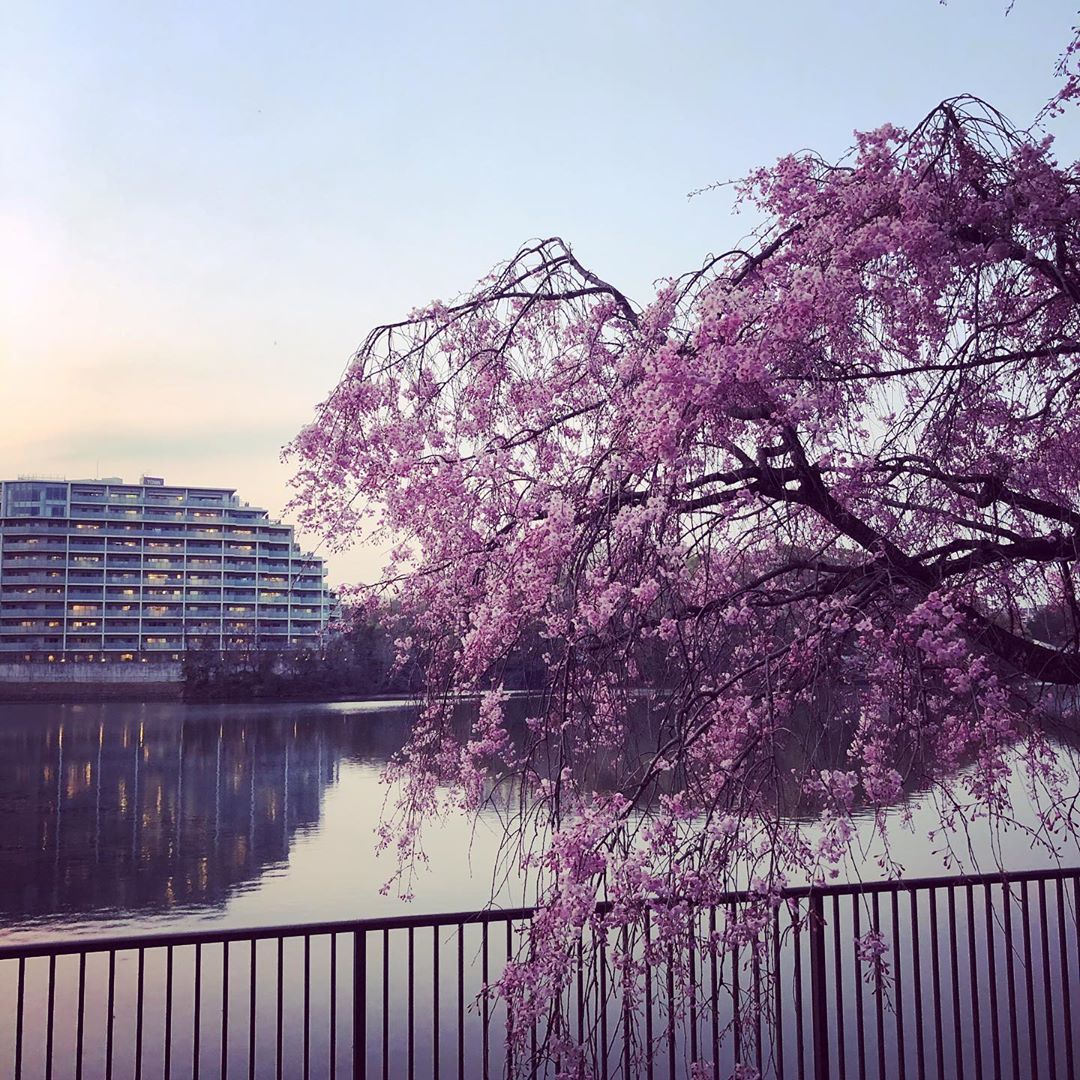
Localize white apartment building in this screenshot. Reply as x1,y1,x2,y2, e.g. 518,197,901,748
0,476,333,663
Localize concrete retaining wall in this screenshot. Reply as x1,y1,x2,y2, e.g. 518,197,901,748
0,662,183,683
0,663,184,701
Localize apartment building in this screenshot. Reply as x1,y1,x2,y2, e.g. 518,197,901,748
0,476,333,663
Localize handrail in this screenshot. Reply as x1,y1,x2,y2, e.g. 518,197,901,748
2,863,1075,961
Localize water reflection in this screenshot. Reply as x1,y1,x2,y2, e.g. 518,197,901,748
0,702,413,929
1,700,1078,948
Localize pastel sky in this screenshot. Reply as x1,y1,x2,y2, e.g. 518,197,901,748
2,1,1076,585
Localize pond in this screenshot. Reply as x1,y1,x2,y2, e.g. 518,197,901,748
0,699,1078,946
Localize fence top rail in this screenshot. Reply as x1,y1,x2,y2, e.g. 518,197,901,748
0,863,1076,961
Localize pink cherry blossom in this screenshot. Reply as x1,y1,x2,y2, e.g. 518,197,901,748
288,40,1080,1069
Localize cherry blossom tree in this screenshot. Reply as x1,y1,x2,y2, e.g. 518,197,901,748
289,29,1080,1073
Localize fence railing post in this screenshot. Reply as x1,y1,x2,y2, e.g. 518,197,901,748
353,931,366,1080
808,893,830,1080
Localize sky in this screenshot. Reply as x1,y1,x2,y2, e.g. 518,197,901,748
2,0,1076,585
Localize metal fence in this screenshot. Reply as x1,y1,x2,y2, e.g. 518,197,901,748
1,866,1077,1079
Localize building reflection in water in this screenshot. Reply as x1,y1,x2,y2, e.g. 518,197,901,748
0,702,413,925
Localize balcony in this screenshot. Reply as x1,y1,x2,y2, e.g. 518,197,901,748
2,555,66,568
0,522,68,533
135,528,188,540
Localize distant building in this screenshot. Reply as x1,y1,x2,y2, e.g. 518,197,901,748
0,476,333,664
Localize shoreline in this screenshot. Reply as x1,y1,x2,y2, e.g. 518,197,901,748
0,683,410,705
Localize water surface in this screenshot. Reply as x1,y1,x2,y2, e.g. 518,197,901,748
1,700,1077,945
